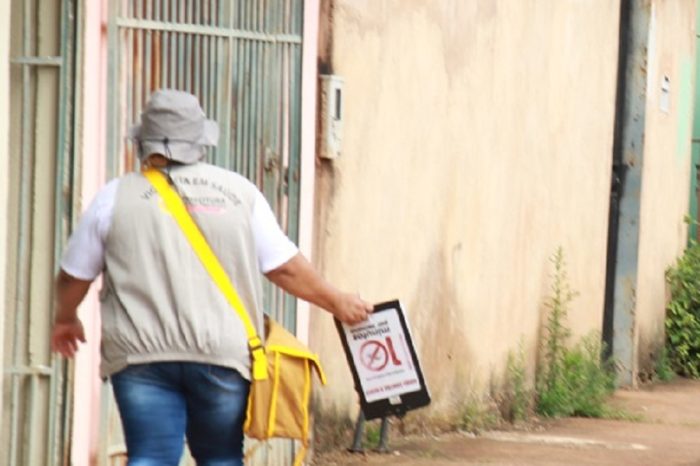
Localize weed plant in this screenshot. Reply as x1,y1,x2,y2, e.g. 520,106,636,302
665,240,700,378
535,248,616,418
457,397,501,433
505,339,531,423
654,346,675,382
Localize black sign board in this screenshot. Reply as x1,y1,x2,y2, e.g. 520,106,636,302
335,300,431,420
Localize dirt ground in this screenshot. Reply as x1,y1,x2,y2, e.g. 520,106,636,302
312,378,700,465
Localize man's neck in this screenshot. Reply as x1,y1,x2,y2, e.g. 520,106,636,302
143,154,171,168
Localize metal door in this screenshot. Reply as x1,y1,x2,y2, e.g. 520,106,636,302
690,0,700,242
104,1,304,464
2,0,78,465
107,0,303,329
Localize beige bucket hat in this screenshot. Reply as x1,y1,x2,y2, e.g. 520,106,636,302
129,89,219,164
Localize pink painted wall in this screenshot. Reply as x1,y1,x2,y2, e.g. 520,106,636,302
71,0,109,464
297,0,320,345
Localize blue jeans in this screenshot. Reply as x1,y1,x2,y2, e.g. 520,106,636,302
111,362,250,466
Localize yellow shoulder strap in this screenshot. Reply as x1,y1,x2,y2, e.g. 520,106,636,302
142,167,268,380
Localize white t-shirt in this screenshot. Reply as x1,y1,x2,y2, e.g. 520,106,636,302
60,177,299,280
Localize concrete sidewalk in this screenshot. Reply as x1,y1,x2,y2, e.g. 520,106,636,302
313,378,700,465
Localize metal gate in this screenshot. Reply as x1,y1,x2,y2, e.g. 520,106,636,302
104,1,304,464
2,0,78,465
690,0,700,242
107,0,303,329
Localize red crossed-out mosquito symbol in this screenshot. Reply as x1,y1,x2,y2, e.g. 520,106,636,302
360,340,389,371
359,337,403,372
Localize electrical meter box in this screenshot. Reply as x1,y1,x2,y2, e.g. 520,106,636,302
319,75,344,159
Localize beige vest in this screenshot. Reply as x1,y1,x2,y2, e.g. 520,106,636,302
100,163,264,379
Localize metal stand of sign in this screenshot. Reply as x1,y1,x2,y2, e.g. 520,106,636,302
348,411,366,453
377,416,391,453
348,411,392,454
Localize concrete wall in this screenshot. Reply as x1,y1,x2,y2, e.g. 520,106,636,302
311,0,621,419
636,0,695,376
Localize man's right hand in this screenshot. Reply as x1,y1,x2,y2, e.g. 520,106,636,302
51,317,86,358
332,292,374,325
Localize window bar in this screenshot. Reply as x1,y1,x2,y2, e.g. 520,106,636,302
221,0,235,170
48,0,76,463
241,3,252,178
9,0,36,462
184,0,192,93
204,0,214,163
144,0,152,94
193,0,201,99
201,0,210,128
161,0,169,88
235,0,244,168
132,5,143,172
124,28,132,172
152,0,162,90
169,0,176,88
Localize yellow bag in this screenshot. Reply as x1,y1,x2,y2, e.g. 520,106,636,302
244,317,327,464
144,168,326,465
